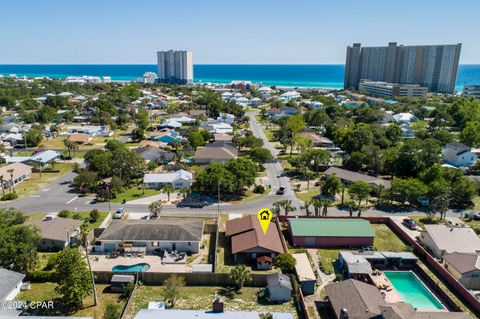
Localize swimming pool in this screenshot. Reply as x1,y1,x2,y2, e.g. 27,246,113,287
384,271,444,310
112,263,150,273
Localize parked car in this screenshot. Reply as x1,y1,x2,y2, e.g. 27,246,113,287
403,218,419,230
113,208,126,219
276,186,286,195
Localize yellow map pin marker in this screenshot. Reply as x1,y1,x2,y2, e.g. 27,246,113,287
257,208,272,234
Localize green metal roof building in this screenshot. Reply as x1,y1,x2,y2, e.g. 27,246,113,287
288,218,375,248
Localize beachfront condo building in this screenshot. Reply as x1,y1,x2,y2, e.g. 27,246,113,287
359,80,428,98
157,50,193,84
344,42,462,94
464,85,480,98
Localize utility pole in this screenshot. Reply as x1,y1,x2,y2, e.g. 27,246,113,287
217,180,220,219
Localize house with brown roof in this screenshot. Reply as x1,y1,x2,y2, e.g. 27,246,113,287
225,215,285,266
194,142,238,164
444,252,480,289
213,133,233,142
300,132,334,148
419,224,480,258
67,133,93,144
324,167,391,189
26,215,83,251
326,279,471,319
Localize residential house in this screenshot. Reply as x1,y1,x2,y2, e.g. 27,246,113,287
419,224,480,258
213,133,233,143
292,253,316,295
96,218,204,254
250,97,262,107
301,132,334,147
149,129,183,143
159,119,182,129
323,167,391,189
217,113,235,125
137,140,167,149
194,142,238,164
326,279,472,319
279,91,301,102
343,100,366,107
288,218,375,248
188,109,207,118
26,215,83,251
225,215,285,264
0,123,21,134
143,169,193,189
0,268,25,302
135,146,175,164
393,112,416,124
200,120,234,134
0,163,32,190
280,107,297,117
66,125,111,136
221,92,233,101
133,309,293,319
266,107,282,119
267,273,292,303
442,142,478,167
169,115,196,124
338,251,417,279
4,150,60,166
67,133,92,144
444,252,480,289
310,101,324,109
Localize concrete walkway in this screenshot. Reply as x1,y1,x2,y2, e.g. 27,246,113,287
126,193,180,205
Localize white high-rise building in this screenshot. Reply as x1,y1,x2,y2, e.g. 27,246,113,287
157,50,193,84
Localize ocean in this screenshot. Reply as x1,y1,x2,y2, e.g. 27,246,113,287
1,64,479,91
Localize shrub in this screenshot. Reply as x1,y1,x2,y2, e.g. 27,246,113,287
89,209,100,222
58,210,71,218
104,303,122,319
335,274,344,281
0,192,18,201
72,212,82,220
44,253,60,271
253,184,265,194
273,253,296,273
28,270,55,283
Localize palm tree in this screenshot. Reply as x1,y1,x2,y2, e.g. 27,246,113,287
7,169,14,193
0,175,5,196
162,184,175,202
178,188,189,201
322,199,333,216
63,139,73,157
72,143,79,157
230,265,251,291
311,199,323,216
376,184,385,206
80,224,98,306
148,200,163,219
277,199,296,216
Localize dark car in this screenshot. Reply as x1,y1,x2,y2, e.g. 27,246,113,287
276,186,286,195
403,218,419,230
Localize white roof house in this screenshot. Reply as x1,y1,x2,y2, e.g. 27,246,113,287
419,224,480,258
170,115,196,124
0,268,25,302
160,120,182,129
258,86,273,93
393,112,416,124
143,169,193,189
217,113,235,125
442,142,478,168
280,91,301,102
4,150,60,166
134,309,293,319
58,91,74,97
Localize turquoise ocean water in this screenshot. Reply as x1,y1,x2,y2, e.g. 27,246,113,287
1,64,479,91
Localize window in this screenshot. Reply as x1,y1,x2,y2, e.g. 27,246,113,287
188,242,192,246
152,241,159,247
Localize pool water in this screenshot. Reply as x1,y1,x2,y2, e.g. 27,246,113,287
112,263,150,273
384,271,444,310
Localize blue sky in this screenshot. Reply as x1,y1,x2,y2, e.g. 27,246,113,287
1,0,479,64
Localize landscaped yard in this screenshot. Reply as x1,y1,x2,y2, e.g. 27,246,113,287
126,285,297,319
11,163,75,198
111,188,161,203
231,187,269,204
27,211,109,233
317,249,340,274
16,283,126,318
295,188,320,202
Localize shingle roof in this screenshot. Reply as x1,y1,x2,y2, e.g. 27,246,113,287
444,252,480,275
0,163,32,181
26,217,83,241
423,225,480,255
226,215,284,254
325,279,386,319
143,170,192,184
267,273,293,291
0,268,25,301
292,253,316,281
98,219,204,242
324,167,391,188
288,218,375,238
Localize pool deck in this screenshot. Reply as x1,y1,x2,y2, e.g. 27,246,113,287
89,254,189,273
369,272,403,303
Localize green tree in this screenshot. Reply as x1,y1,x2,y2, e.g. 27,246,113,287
226,158,258,192
162,275,185,308
272,199,296,216
348,181,372,217
192,163,235,196
248,147,273,166
54,248,93,307
25,129,44,147
273,254,296,273
322,175,342,196
162,184,175,202
187,131,205,150
459,121,480,147
230,265,251,290
80,224,98,306
389,178,428,206
131,128,145,142
73,170,98,193
148,200,163,219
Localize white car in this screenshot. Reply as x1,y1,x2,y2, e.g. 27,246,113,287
113,208,125,219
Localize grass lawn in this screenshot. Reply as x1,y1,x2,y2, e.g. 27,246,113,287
127,285,297,319
232,188,269,204
463,219,480,235
16,283,126,318
11,163,75,198
111,188,161,203
295,188,320,202
317,249,340,274
372,224,411,252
